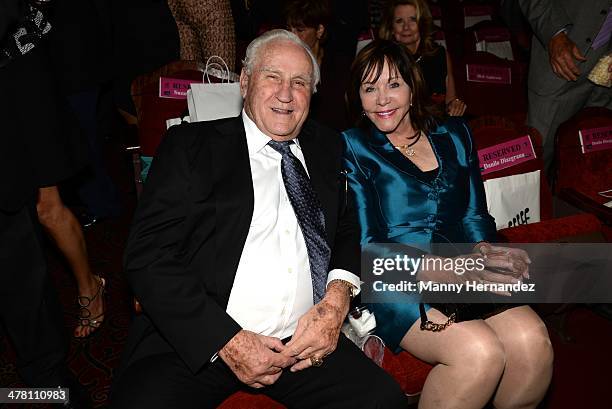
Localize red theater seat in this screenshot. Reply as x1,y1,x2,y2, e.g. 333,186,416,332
455,52,527,117
553,107,612,227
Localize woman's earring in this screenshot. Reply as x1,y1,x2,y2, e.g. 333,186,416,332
362,111,366,116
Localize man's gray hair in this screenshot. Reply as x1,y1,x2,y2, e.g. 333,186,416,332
242,29,321,93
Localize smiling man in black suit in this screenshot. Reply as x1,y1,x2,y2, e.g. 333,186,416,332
111,29,406,408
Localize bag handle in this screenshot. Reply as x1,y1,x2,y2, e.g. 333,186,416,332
204,55,231,84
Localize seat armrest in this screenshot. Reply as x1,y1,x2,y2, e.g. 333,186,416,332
558,188,612,225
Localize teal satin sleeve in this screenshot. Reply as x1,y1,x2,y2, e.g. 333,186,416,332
342,133,382,244
456,121,497,243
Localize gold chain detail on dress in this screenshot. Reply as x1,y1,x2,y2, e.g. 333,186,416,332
420,312,456,332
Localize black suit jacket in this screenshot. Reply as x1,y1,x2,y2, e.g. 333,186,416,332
121,116,360,376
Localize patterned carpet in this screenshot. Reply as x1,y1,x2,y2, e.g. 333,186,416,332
0,130,137,408
0,214,134,408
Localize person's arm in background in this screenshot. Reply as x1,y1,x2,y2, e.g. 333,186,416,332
444,50,467,116
518,0,586,81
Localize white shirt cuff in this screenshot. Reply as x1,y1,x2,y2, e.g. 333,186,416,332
327,269,361,297
210,352,219,363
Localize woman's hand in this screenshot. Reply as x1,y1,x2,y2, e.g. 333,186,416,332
446,98,467,116
474,243,531,280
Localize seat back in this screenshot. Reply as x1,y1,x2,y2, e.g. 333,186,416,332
553,107,612,204
454,51,527,117
463,20,519,62
469,116,553,221
131,60,203,156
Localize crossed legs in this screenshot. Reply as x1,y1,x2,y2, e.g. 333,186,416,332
400,306,553,409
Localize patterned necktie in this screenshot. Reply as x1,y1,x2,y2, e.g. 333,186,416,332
268,140,330,303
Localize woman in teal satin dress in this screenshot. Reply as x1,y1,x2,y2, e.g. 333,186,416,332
342,40,553,409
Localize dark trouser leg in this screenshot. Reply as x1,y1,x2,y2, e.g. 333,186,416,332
0,204,67,386
111,336,406,409
264,335,408,409
67,89,121,218
109,353,242,409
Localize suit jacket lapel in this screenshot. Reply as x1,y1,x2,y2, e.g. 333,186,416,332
210,116,254,306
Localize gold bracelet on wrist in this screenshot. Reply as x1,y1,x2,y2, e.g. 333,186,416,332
328,279,356,300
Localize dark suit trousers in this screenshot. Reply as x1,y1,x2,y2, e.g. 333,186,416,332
0,204,67,386
110,335,407,409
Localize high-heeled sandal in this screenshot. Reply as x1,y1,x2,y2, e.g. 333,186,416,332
75,275,106,338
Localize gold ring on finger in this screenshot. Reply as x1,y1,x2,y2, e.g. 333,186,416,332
310,356,323,367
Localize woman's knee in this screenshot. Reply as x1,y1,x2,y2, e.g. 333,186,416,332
36,190,66,227
508,320,554,373
454,328,507,380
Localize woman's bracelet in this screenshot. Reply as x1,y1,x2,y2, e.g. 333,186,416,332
446,97,462,107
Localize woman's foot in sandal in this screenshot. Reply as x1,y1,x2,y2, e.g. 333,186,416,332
74,274,106,338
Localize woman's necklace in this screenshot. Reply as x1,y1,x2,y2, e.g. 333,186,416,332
393,129,422,157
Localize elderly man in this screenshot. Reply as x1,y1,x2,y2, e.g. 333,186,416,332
110,30,406,408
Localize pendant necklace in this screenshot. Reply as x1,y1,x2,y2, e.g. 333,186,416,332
394,129,422,157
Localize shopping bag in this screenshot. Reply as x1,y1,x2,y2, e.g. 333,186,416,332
483,170,541,230
187,55,242,122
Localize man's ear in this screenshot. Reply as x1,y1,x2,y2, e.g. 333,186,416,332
239,68,249,98
316,24,325,40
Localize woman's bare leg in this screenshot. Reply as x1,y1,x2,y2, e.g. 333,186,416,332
485,306,553,409
399,308,506,409
36,186,104,338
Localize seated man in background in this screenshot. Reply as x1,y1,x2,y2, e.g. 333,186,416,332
110,29,406,409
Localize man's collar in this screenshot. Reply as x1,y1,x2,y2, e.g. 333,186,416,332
241,109,302,156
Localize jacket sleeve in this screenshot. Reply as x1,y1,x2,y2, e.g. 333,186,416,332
518,0,571,48
124,124,241,374
458,122,498,243
341,132,384,245
327,133,362,277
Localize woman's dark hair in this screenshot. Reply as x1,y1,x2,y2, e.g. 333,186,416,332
283,0,331,34
347,39,440,132
378,0,437,56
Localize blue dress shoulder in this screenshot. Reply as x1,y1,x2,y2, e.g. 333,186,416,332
341,118,497,351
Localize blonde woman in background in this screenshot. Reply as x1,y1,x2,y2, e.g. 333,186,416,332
379,0,467,116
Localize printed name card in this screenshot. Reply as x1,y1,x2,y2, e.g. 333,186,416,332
579,126,612,153
478,135,536,175
466,64,512,84
159,77,203,99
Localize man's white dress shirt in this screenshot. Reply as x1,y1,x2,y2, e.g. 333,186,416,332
225,111,360,340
